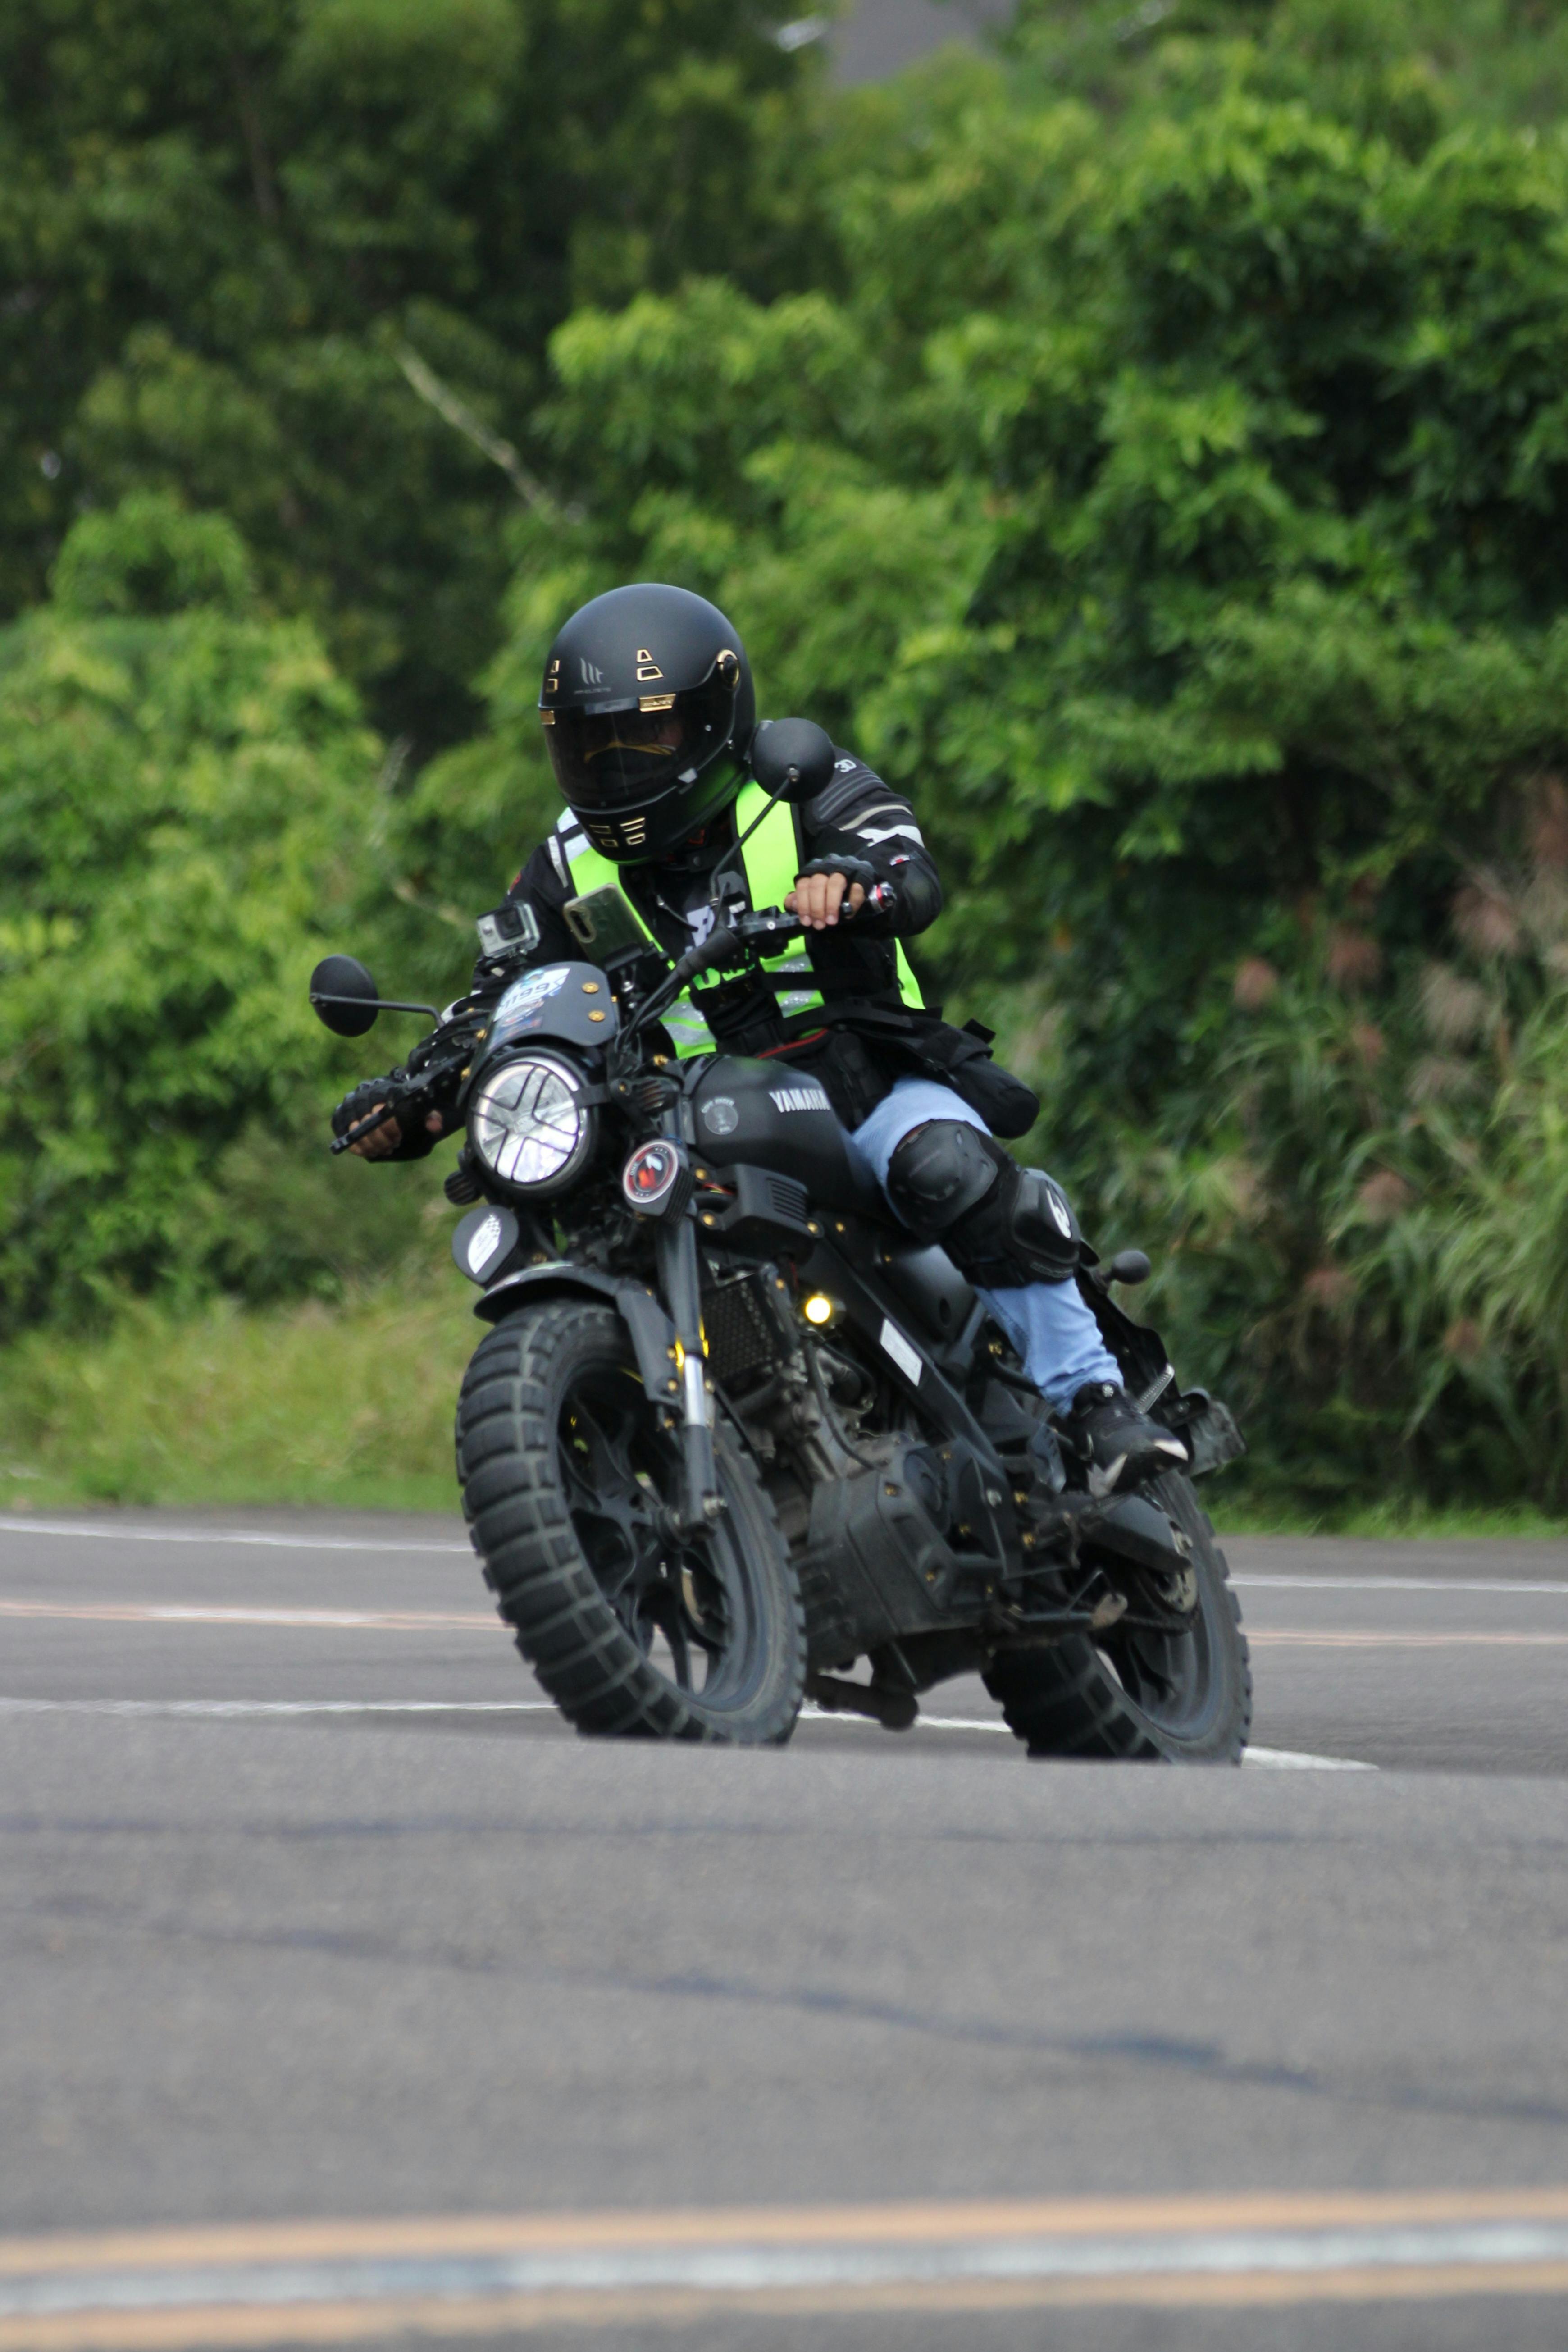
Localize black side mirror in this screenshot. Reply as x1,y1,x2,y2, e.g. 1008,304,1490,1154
749,718,836,805
309,955,381,1037
1108,1249,1152,1287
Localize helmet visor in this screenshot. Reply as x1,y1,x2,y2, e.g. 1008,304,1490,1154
544,669,739,813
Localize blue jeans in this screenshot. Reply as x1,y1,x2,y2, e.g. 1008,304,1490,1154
847,1078,1121,1412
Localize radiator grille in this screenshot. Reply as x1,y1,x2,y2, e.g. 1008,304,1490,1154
703,1277,781,1388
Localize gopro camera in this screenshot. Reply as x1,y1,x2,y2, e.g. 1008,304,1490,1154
475,901,541,964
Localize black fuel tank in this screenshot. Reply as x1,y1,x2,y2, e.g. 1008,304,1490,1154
690,1058,877,1213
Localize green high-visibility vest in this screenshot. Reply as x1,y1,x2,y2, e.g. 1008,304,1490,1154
556,784,924,1058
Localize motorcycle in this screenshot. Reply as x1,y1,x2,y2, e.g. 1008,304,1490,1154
310,722,1251,1758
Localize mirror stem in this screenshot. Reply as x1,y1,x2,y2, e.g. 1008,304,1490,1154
310,992,441,1022
709,778,791,902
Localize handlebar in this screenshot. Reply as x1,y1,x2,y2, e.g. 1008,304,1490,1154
629,906,798,1035
331,1087,424,1155
334,881,901,1149
626,887,897,1042
674,888,897,984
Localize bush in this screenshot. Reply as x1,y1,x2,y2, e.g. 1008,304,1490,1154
396,23,1568,1509
0,495,444,1329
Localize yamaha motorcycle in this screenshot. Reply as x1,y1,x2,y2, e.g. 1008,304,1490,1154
311,723,1250,1758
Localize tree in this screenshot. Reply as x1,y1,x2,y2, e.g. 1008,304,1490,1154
0,0,829,750
0,492,434,1327
387,27,1568,1501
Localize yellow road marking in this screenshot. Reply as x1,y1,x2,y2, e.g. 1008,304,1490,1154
14,2188,1568,2272
7,2191,1568,2348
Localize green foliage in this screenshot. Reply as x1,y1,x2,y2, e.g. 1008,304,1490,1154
0,0,829,745
388,5,1568,1508
1092,814,1568,1508
18,0,1568,1516
0,495,444,1328
0,1275,473,1511
50,491,257,618
1009,0,1568,145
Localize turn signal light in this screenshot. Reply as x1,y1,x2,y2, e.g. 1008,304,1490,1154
802,1293,836,1328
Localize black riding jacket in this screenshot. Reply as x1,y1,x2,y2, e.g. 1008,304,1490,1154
500,748,942,1051
334,752,1035,1152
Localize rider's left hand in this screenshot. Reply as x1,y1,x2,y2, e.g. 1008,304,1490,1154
785,870,867,930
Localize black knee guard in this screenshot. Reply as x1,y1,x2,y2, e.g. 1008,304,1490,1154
884,1120,999,1235
885,1123,1081,1284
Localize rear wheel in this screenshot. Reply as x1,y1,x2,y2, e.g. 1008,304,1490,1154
457,1302,804,1743
985,1473,1251,1762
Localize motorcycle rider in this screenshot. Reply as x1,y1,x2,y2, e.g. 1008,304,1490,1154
340,584,1185,1494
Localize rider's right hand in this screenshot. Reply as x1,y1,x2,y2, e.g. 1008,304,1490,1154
348,1105,446,1158
786,868,869,931
347,1105,406,1159
332,1083,446,1159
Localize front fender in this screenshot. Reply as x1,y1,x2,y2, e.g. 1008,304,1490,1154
474,1264,680,1411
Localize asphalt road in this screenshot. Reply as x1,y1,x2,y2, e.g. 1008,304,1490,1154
5,1505,1568,2351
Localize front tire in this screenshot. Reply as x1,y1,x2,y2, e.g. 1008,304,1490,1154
457,1302,805,1744
985,1474,1251,1762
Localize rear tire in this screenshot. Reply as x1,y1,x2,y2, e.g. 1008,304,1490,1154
985,1474,1251,1762
457,1302,804,1744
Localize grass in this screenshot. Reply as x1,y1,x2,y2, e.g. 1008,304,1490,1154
4,1291,1568,1538
0,1280,479,1516
1210,1492,1568,1541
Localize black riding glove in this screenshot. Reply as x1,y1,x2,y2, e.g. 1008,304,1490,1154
793,855,876,894
330,1073,440,1160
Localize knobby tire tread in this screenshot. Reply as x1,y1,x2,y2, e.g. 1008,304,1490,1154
456,1302,803,1744
985,1473,1252,1763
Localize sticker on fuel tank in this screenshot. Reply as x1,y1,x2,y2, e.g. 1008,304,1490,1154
700,1096,739,1135
768,1085,831,1114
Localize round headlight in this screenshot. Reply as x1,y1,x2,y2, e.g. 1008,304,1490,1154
467,1051,597,1198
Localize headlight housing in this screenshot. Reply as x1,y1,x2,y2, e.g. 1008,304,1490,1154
466,1050,597,1199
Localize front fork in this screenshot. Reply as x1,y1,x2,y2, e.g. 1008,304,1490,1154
654,1201,721,1533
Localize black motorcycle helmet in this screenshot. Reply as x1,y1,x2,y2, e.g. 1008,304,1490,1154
538,583,756,862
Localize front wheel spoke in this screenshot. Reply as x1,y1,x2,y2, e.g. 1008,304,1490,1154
670,1546,733,1647
663,1607,694,1690
684,1617,727,1661
566,1396,643,1500
1111,1632,1179,1704
561,1450,609,1516
588,1398,647,1497
559,1378,756,1701
633,1577,689,1682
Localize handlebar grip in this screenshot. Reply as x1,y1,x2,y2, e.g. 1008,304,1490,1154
330,1095,415,1155
667,941,713,989
670,924,743,986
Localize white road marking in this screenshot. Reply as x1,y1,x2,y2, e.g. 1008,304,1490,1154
0,1699,552,1717
0,1516,469,1554
798,1704,1010,1735
805,1708,1374,1768
5,1521,1567,1592
0,1699,1373,1764
0,1600,499,1630
1234,1574,1568,1596
1250,1630,1568,1648
1243,1745,1377,1772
